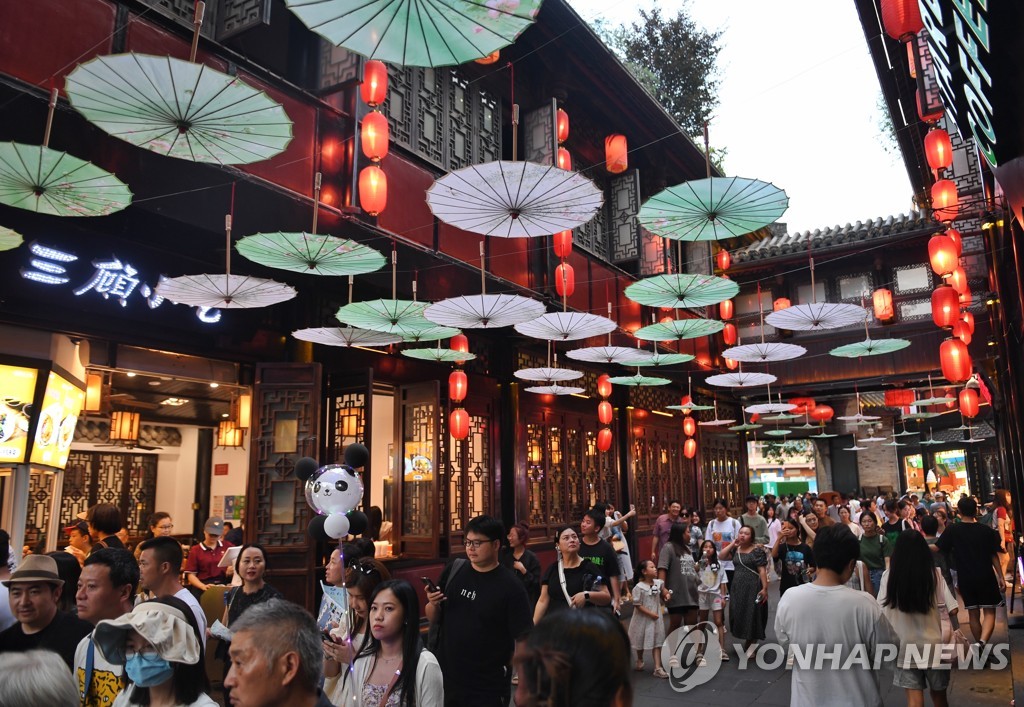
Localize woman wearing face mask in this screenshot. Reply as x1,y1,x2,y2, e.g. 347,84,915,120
95,596,215,706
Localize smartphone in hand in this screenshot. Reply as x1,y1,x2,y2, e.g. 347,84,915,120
421,576,440,593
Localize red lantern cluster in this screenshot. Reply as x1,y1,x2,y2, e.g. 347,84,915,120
556,108,569,144
928,235,958,276
809,404,834,423
884,389,916,407
683,437,697,460
449,335,471,440
931,179,959,222
596,374,613,453
359,61,389,216
557,147,572,171
931,285,960,328
789,397,816,416
722,322,737,346
682,416,696,437
924,128,952,171
719,299,734,320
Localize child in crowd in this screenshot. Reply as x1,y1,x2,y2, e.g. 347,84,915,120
627,560,667,678
696,540,728,663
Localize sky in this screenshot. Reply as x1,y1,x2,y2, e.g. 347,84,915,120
568,0,913,233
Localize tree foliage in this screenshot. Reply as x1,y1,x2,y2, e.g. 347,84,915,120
760,439,812,466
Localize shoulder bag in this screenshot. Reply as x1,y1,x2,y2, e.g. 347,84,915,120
425,558,467,652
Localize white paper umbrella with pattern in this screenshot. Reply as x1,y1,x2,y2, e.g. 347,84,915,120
292,326,402,347
427,161,603,238
0,227,23,251
514,312,617,341
744,402,796,415
637,176,789,241
424,293,545,329
336,299,433,336
157,273,296,308
624,273,738,309
0,142,132,216
705,371,777,388
514,367,583,383
607,373,671,387
285,0,543,68
723,342,806,364
634,352,694,367
634,318,724,342
567,346,653,365
830,337,911,358
65,54,293,165
236,232,385,276
525,383,585,396
765,302,866,331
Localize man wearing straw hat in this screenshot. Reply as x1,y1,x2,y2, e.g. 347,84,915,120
0,554,92,668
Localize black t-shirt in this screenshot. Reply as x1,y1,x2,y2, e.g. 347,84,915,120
437,562,531,701
540,559,602,614
577,538,617,589
936,521,1002,578
92,535,125,552
776,542,815,594
881,520,905,547
0,610,93,669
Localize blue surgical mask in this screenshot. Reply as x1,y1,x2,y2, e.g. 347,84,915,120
125,653,174,687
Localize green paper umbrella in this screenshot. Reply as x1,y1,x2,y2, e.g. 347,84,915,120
292,327,401,347
915,396,955,406
638,176,789,241
830,337,911,358
236,232,385,276
402,325,462,343
905,412,941,421
885,440,907,447
634,352,695,367
65,54,293,165
402,346,477,362
0,227,23,251
624,273,738,308
920,433,943,445
0,142,132,216
729,423,763,431
336,299,434,336
763,413,800,421
286,0,543,68
763,429,791,436
607,373,671,387
634,318,724,342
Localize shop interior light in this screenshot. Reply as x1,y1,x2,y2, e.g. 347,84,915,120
109,411,141,443
85,372,104,412
233,393,252,429
217,419,245,448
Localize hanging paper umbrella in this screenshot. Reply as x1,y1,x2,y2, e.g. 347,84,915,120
705,371,777,388
765,302,866,331
0,227,23,251
292,326,401,347
237,232,385,276
427,161,603,238
401,325,462,343
514,367,583,382
835,391,880,422
763,412,800,422
860,435,887,443
893,428,919,437
65,53,293,165
830,337,911,358
285,0,542,68
634,352,694,367
606,372,671,387
842,444,868,451
624,273,738,308
763,429,791,436
638,176,789,241
634,318,724,342
697,400,735,426
729,422,763,431
514,311,617,342
722,342,806,363
567,346,654,365
402,343,477,362
810,431,838,438
667,376,715,411
744,402,796,415
920,431,943,445
335,298,433,335
885,440,907,447
524,383,585,396
916,395,956,406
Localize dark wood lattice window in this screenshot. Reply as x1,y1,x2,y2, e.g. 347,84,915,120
632,416,696,530
60,451,158,536
447,404,492,547
701,435,743,511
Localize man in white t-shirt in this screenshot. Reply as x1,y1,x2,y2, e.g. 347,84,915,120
776,524,896,707
706,498,742,585
137,536,207,646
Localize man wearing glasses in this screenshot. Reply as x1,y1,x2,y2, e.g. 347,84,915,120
426,515,531,707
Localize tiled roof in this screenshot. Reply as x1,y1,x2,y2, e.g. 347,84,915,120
732,212,940,264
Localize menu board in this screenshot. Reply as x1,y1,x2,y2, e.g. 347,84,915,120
0,364,40,463
29,370,85,469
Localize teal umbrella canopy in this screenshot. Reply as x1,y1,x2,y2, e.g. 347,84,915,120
0,227,22,251
638,177,788,241
830,338,911,358
286,0,543,67
336,299,434,336
236,232,385,276
633,352,695,367
624,273,738,309
634,318,724,342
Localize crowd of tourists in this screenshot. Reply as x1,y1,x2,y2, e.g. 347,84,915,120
0,488,1014,707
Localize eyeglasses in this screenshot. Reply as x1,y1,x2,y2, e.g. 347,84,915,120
124,647,160,660
157,524,174,531
464,539,494,549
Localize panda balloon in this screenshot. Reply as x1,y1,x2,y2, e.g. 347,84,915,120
302,443,370,541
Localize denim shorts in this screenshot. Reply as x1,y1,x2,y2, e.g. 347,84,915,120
892,665,950,691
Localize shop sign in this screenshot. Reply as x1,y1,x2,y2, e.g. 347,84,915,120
29,369,84,469
0,364,40,462
19,242,221,323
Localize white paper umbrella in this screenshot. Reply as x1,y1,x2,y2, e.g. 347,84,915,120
514,312,617,342
606,373,671,387
567,346,653,365
836,413,881,422
157,273,296,308
892,428,919,437
634,318,724,342
424,293,545,329
624,273,738,308
65,53,293,165
906,412,941,421
634,352,694,367
744,402,796,415
698,400,734,426
236,232,385,276
810,432,838,438
514,367,583,382
842,445,867,451
427,161,603,238
885,440,907,447
705,371,777,388
915,397,956,406
765,302,866,331
860,436,887,443
525,383,586,396
292,326,401,347
722,342,806,363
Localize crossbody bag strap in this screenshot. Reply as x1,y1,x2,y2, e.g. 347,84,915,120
557,557,575,607
375,656,404,707
81,636,96,701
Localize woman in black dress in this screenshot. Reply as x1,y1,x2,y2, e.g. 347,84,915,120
533,525,611,623
719,526,769,659
218,544,282,694
500,521,542,609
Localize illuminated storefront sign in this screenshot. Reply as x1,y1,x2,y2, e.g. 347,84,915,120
0,364,40,462
20,242,220,323
29,370,85,469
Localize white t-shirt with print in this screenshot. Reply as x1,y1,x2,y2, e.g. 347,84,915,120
706,518,741,571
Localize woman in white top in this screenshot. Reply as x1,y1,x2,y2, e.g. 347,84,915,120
350,579,443,706
763,505,782,550
839,505,864,539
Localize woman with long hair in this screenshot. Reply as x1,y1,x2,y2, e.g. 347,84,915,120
763,505,781,551
350,579,443,706
772,519,814,597
719,526,769,659
95,595,215,706
878,530,960,707
500,522,542,609
859,511,891,596
799,512,819,547
657,522,698,636
534,526,611,623
324,556,391,704
993,489,1014,581
696,540,728,663
514,609,633,707
839,505,863,539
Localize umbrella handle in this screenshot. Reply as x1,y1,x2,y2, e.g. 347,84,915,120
43,87,58,148
480,241,486,295
190,2,206,63
511,104,519,162
312,172,322,235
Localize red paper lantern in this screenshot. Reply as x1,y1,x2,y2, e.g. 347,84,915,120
556,108,569,144
789,397,816,415
931,179,959,221
931,285,960,328
947,267,968,294
880,0,923,40
450,408,470,440
928,235,958,276
450,334,470,353
946,228,962,256
449,370,468,403
873,288,894,322
961,311,975,334
679,395,692,414
959,287,972,307
597,374,612,398
554,263,575,297
959,388,980,418
598,401,613,425
722,323,737,345
553,230,573,258
716,249,731,271
725,357,738,370
925,128,953,171
916,89,944,123
683,438,697,459
719,299,734,320
360,111,390,162
361,60,388,107
358,165,387,215
773,298,791,311
597,427,612,452
605,134,628,174
810,404,834,422
750,413,760,423
683,417,696,436
952,319,972,345
940,338,971,382
474,50,500,65
557,147,572,171
884,389,916,407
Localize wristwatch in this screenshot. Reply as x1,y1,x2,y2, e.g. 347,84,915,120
584,591,590,602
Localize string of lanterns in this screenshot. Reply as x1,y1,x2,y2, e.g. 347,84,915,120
597,374,613,452
358,60,389,216
449,334,471,440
